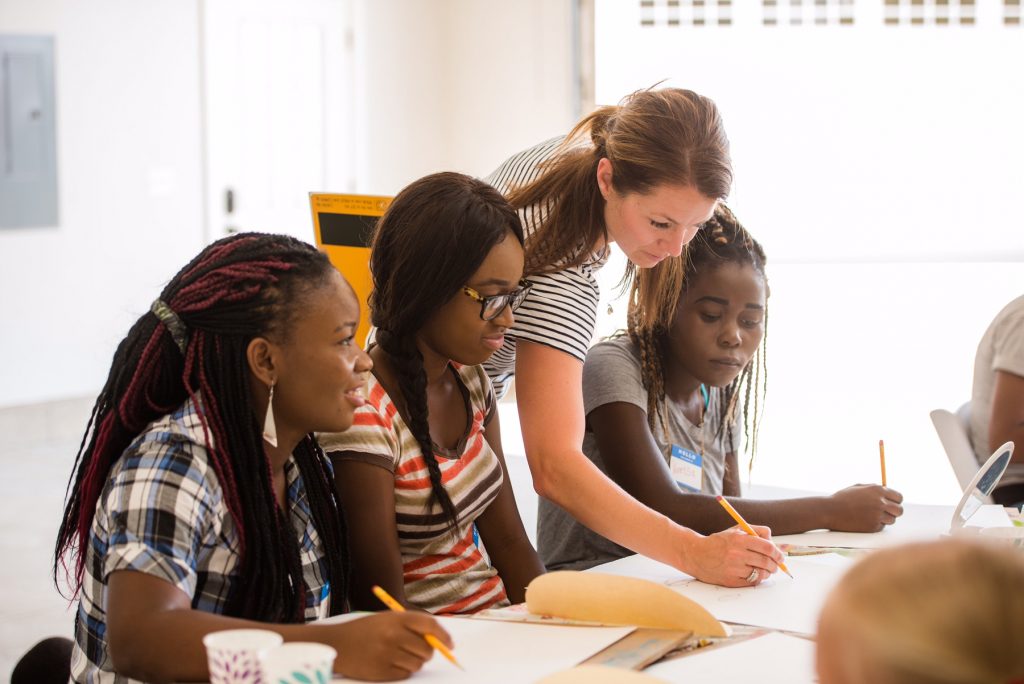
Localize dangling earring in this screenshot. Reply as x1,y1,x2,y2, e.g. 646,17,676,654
263,383,278,447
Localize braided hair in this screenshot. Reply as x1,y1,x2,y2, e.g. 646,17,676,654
369,172,524,537
627,205,768,471
55,233,350,621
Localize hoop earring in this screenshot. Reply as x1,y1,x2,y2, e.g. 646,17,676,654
262,383,278,447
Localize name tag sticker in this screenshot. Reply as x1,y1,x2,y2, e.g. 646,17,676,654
671,444,703,493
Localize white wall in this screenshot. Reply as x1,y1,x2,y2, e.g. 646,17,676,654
754,262,1024,504
590,0,1024,503
349,1,452,195
594,0,1024,262
443,0,577,177
0,0,206,407
0,0,577,408
351,0,576,192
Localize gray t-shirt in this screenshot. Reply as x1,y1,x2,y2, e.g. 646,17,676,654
538,336,739,571
970,294,1024,487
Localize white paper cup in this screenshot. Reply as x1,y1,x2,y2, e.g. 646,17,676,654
203,629,284,684
260,642,336,684
980,525,1024,548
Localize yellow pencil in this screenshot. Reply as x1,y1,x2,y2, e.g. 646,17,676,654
371,585,463,670
715,495,793,579
879,439,887,487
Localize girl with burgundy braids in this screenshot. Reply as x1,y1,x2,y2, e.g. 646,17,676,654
539,206,905,573
54,233,450,683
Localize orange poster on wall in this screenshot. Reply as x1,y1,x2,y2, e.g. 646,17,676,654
310,192,392,348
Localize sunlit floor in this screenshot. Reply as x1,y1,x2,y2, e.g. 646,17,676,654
0,396,91,679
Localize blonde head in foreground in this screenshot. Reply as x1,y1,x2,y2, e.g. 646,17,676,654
816,539,1024,684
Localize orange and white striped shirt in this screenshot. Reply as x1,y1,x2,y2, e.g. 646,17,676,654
321,363,508,614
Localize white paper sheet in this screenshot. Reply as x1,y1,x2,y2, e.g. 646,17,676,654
773,503,1012,549
329,616,634,682
593,553,852,635
645,632,817,683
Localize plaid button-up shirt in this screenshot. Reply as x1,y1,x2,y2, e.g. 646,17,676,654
70,399,333,683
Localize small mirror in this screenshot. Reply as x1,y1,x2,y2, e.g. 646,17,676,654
951,441,1014,529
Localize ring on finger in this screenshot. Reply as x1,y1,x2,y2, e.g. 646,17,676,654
745,568,759,584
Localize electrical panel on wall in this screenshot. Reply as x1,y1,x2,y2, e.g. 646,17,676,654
0,35,58,229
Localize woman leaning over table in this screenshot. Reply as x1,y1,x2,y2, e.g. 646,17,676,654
482,87,782,587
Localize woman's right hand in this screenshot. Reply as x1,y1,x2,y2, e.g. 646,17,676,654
681,525,783,588
329,612,453,681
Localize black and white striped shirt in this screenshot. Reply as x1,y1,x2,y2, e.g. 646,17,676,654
483,137,606,398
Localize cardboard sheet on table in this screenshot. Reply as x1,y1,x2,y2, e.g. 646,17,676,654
329,615,634,682
773,502,1012,550
593,553,852,635
645,632,816,683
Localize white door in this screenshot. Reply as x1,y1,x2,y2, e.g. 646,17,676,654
203,0,355,242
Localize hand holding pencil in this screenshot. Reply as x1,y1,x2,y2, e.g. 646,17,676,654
321,606,453,680
716,495,794,579
372,585,463,671
687,501,787,587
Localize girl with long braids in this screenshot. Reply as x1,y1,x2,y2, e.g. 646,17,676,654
54,233,450,683
484,87,782,586
539,206,905,571
321,173,545,614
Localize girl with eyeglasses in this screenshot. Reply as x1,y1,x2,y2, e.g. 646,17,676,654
483,87,782,586
320,172,545,614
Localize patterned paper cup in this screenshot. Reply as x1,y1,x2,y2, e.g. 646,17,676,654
260,642,337,684
203,629,284,684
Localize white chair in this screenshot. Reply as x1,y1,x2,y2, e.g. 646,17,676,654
930,402,993,504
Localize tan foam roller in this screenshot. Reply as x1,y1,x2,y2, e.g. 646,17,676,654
525,571,727,637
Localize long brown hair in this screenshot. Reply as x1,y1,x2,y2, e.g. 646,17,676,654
508,87,732,274
628,205,767,464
